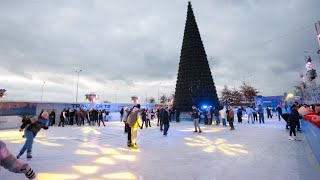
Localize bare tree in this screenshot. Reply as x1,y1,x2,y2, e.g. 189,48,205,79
148,97,156,103
239,82,259,105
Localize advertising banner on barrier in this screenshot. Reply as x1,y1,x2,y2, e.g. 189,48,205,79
0,101,157,129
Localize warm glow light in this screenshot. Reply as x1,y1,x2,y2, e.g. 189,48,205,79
100,148,121,155
180,127,223,133
75,150,99,155
103,172,137,179
72,166,99,175
81,127,101,135
185,137,248,156
79,143,100,148
94,157,116,165
35,139,62,147
286,93,294,99
37,173,79,180
112,155,136,161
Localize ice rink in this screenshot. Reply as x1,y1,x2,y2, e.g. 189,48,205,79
1,117,320,180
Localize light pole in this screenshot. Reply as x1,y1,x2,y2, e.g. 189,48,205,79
41,81,45,102
76,69,82,103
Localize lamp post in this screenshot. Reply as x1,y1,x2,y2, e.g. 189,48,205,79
76,69,82,103
41,81,45,102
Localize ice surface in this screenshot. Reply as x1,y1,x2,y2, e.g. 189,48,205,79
1,116,319,180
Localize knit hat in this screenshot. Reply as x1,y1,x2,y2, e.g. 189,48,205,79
41,111,49,119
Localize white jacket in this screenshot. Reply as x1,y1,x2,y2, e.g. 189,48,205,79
246,107,254,115
219,108,227,119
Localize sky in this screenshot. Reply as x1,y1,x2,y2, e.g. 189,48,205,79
0,0,320,103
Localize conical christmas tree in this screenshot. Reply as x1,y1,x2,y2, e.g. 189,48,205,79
173,1,219,111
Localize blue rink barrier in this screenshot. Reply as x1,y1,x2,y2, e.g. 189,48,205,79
301,120,320,164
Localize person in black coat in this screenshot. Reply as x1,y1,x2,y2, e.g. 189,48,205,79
49,110,55,126
288,105,301,140
163,107,170,136
276,105,282,121
175,109,180,122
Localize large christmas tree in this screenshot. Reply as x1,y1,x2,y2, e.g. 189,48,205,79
173,1,219,111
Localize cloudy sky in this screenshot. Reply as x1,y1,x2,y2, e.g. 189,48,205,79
0,0,319,103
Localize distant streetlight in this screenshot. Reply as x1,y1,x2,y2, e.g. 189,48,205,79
76,69,82,103
41,81,45,102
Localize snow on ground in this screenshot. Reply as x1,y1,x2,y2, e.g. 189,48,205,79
1,116,320,180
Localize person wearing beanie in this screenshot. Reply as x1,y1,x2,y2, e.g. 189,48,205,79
0,141,36,179
127,104,142,149
17,112,49,159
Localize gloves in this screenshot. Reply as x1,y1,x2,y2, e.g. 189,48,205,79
25,165,36,179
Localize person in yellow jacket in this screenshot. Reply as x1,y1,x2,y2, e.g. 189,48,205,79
127,104,142,149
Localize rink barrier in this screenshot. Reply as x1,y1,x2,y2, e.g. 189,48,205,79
301,120,320,164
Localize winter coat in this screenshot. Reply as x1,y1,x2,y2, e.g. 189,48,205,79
246,107,254,115
276,106,282,114
162,110,170,124
141,111,147,121
227,110,235,122
0,141,36,179
127,107,142,128
21,116,48,134
122,107,131,122
220,108,227,119
191,108,200,119
288,109,300,127
258,106,264,114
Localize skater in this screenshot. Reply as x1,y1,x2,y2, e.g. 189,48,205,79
294,102,301,131
191,105,202,133
266,106,272,119
120,107,124,122
253,108,258,122
237,107,242,123
228,107,235,130
58,108,65,127
246,106,254,124
207,107,212,125
140,109,147,129
17,112,49,159
0,141,36,179
163,107,170,136
123,107,133,148
159,106,165,131
219,106,227,126
69,109,74,126
156,107,160,126
258,105,265,123
146,110,152,127
105,110,109,122
127,104,142,149
276,105,283,121
49,110,55,126
65,108,70,125
288,104,301,140
213,107,220,125
89,109,95,126
98,110,105,127
175,109,180,122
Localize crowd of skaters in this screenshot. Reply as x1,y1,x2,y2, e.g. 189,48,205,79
2,101,319,179
56,108,110,127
